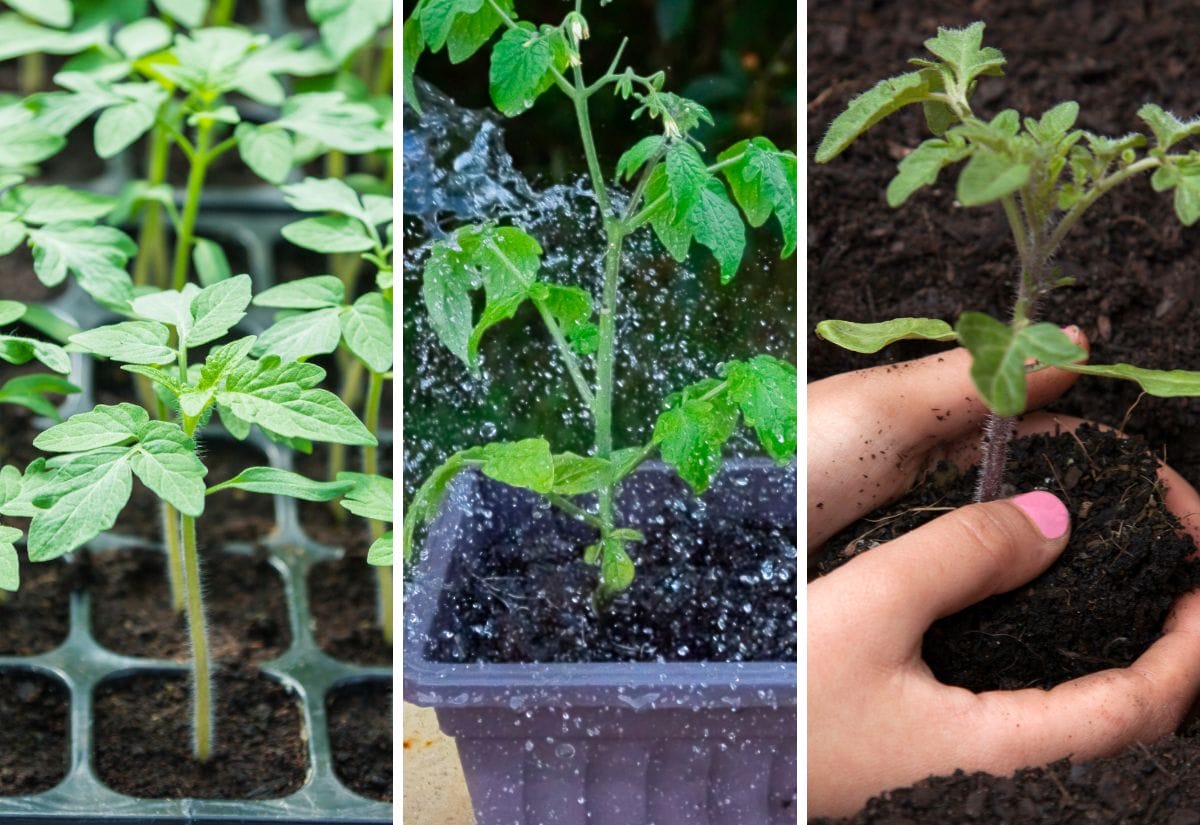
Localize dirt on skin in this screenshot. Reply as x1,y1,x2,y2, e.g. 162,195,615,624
808,1,1200,820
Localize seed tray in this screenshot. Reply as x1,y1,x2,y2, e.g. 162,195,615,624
0,259,393,822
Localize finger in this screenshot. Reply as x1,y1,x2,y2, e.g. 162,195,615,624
833,492,1070,655
971,595,1200,768
808,327,1088,546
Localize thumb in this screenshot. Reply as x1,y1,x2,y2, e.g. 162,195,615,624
846,491,1071,654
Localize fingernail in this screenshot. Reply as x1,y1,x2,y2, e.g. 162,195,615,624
1011,490,1070,540
1060,325,1077,337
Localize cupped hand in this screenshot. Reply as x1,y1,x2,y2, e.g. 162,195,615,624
807,330,1200,817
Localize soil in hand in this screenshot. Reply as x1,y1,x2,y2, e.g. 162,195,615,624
815,425,1200,692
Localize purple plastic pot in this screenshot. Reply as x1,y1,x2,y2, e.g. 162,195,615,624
404,460,797,825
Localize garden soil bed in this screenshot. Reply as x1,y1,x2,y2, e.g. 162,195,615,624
428,504,797,664
809,1,1200,819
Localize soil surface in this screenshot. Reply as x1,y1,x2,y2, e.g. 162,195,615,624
0,671,68,796
93,668,306,799
327,680,393,802
86,548,291,663
430,500,798,663
309,558,390,665
0,557,77,655
815,426,1200,691
809,1,1200,819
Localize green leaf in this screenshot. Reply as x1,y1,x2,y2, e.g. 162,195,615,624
153,0,207,28
923,21,1005,89
955,148,1030,206
1138,103,1200,151
488,23,557,117
192,238,232,287
235,124,293,185
1173,164,1200,227
887,135,972,207
281,176,370,222
467,292,526,367
366,532,393,566
445,0,507,63
551,452,610,495
0,335,70,374
28,450,132,561
478,438,554,494
665,141,708,220
816,317,957,354
114,18,171,59
70,321,174,365
217,358,376,446
341,292,393,373
653,388,738,494
27,223,135,311
6,0,71,28
1063,363,1200,397
723,355,797,463
616,135,664,182
209,467,355,501
187,274,252,346
643,164,693,260
337,471,392,521
403,14,424,113
688,178,745,282
0,527,19,592
309,0,391,64
718,137,798,256
815,71,935,163
419,0,478,52
538,284,595,354
423,238,479,366
130,421,206,517
34,404,146,452
956,312,1025,416
1,186,116,224
0,374,78,420
955,315,1085,416
1026,101,1080,144
254,307,343,364
282,215,375,253
95,99,157,159
253,276,344,309
0,300,23,326
597,536,635,601
274,93,391,155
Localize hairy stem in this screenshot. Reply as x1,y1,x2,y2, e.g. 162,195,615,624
134,122,172,289
18,51,43,95
162,502,185,612
975,413,1016,502
363,369,391,642
180,512,213,761
171,120,215,291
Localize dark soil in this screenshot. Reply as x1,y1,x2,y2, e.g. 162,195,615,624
430,503,798,663
816,426,1200,691
0,248,66,304
93,668,306,799
0,557,76,655
86,548,291,663
813,720,1200,825
0,671,68,795
327,680,393,802
809,1,1200,819
309,558,390,665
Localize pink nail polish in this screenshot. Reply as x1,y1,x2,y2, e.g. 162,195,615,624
1011,490,1070,540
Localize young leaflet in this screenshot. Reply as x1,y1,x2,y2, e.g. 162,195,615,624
814,22,1200,501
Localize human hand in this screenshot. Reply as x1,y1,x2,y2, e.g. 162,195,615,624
807,334,1200,817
